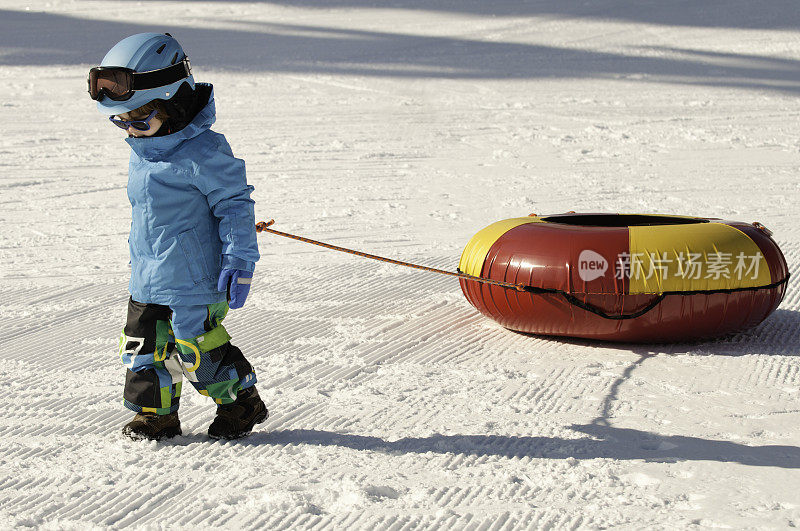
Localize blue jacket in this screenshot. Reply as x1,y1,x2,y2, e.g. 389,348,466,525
125,84,259,306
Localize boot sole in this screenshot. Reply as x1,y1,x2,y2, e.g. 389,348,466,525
122,425,182,442
208,408,269,441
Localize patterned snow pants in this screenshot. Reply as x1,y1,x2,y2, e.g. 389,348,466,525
119,298,257,415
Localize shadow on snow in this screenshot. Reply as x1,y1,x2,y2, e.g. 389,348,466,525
219,309,800,469
230,424,800,469
1,9,800,93
519,308,800,358
101,0,800,30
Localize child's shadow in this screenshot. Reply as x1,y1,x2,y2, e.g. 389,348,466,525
161,310,800,450
229,426,800,469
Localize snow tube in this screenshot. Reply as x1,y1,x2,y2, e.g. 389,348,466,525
458,214,789,342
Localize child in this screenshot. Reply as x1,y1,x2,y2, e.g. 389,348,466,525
88,33,267,441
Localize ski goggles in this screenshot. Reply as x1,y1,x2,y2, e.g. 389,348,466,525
88,58,191,102
109,109,160,131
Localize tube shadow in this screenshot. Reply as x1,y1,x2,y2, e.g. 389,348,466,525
523,309,800,426
668,308,800,357
235,425,800,468
515,308,800,357
2,10,800,94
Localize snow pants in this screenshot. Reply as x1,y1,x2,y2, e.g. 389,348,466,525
119,298,257,415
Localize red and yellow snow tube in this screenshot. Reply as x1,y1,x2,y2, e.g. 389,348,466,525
458,213,789,342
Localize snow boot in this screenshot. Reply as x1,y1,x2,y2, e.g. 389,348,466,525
208,386,268,440
122,411,181,441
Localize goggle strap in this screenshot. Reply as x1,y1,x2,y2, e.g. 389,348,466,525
130,59,191,91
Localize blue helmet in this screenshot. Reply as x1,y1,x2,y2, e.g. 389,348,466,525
95,33,195,115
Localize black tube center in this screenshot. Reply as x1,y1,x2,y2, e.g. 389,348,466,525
541,214,709,227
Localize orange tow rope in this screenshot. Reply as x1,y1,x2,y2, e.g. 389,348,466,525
255,220,527,292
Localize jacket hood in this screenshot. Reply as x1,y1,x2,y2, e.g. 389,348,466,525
126,83,216,160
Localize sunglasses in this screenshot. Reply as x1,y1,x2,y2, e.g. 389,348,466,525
109,110,160,131
88,59,191,102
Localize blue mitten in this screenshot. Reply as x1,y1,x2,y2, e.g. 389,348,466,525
217,268,253,309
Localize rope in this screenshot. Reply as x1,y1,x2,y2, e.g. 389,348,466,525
256,220,527,292
255,220,789,320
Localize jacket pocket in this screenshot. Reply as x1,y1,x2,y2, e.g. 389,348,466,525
177,229,212,285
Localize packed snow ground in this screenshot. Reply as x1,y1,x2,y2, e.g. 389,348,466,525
1,0,800,528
